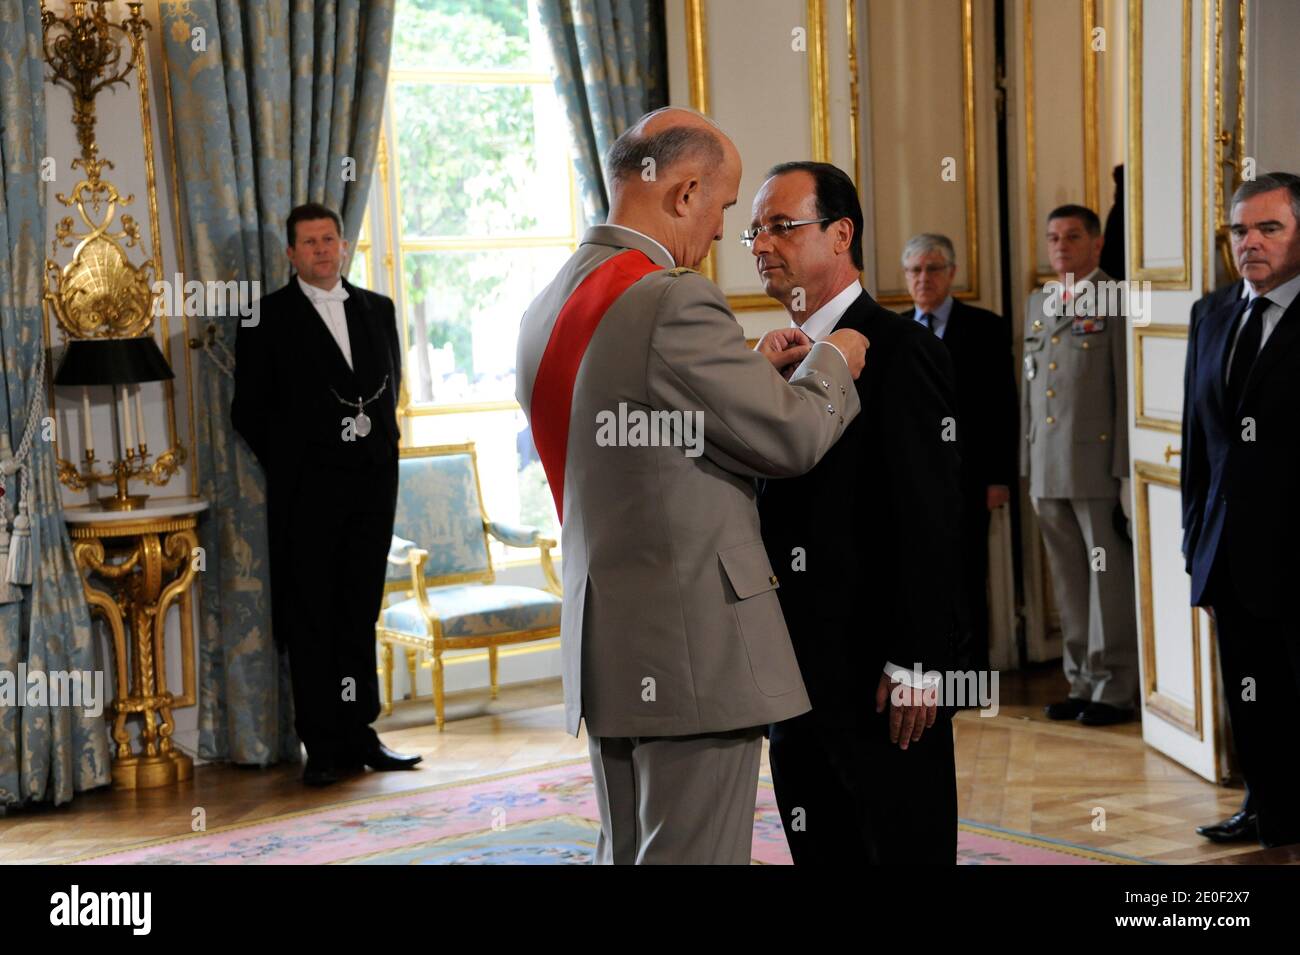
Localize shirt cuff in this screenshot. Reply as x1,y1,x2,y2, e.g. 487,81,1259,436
813,338,848,368
884,661,942,690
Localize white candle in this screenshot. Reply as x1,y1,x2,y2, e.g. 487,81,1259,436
81,388,94,457
134,385,146,449
110,385,122,462
121,385,135,451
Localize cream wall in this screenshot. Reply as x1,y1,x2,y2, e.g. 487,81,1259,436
664,0,1016,667
1246,0,1300,175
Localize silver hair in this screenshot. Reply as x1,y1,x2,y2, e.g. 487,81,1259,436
901,233,957,268
1231,172,1300,223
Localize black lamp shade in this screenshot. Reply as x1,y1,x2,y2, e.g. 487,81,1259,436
54,337,175,386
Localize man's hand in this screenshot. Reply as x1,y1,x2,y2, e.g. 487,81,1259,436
823,328,868,379
875,672,938,750
987,484,1011,511
755,327,812,380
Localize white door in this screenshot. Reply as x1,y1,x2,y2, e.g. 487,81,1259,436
1125,0,1234,782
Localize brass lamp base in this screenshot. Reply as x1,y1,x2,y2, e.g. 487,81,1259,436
112,750,193,790
99,492,150,511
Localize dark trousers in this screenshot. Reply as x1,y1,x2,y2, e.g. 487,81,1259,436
1209,556,1300,847
769,709,958,864
956,498,992,674
283,455,397,763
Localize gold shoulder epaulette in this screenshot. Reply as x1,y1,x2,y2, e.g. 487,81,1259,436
664,266,699,277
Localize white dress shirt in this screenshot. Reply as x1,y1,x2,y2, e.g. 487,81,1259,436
793,280,940,693
1226,270,1300,378
299,275,352,370
793,280,863,340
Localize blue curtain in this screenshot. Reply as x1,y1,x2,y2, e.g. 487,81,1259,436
538,0,667,226
0,2,111,808
159,0,395,764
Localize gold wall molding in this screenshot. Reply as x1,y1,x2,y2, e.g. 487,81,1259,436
1081,0,1100,215
858,0,979,306
1202,0,1213,294
1133,323,1187,434
1209,0,1247,283
1023,0,1037,290
1134,460,1203,739
683,0,715,284
1127,0,1193,289
1024,0,1105,291
684,0,835,308
846,0,861,189
807,0,830,163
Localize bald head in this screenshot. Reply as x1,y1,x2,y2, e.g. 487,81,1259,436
605,108,730,188
603,108,742,269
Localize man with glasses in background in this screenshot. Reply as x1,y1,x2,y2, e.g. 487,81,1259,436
898,234,1018,677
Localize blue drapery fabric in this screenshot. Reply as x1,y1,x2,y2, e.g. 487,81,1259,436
0,1,111,808
538,0,667,226
158,0,395,764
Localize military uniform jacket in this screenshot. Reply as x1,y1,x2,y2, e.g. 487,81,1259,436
1020,268,1129,499
516,225,861,738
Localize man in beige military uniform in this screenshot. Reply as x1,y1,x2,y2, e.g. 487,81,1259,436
1022,204,1138,725
516,108,868,863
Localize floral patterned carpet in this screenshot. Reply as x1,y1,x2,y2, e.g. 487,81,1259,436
69,759,1147,865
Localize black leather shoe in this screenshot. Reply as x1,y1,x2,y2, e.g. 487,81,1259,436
1044,698,1090,720
303,759,341,787
361,743,423,771
1196,809,1258,843
1077,702,1136,726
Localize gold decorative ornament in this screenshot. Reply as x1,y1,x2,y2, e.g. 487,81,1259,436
43,0,186,509
68,505,203,790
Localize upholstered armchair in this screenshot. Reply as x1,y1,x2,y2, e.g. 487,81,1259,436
375,443,561,729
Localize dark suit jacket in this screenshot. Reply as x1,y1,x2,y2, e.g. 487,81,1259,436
899,299,1018,502
760,288,964,726
1182,280,1300,616
1180,280,1242,557
231,276,402,642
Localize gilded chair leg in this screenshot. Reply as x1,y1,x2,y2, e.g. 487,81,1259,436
433,653,445,732
489,646,499,700
381,642,394,717
405,648,419,700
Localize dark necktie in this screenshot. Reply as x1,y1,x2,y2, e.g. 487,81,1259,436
920,313,935,333
1225,296,1270,411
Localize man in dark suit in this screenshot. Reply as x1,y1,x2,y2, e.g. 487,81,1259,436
1182,172,1300,847
749,162,962,863
232,203,422,786
1183,277,1256,844
898,233,1018,674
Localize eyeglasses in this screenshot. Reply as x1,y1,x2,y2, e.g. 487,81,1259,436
903,263,953,278
740,218,833,247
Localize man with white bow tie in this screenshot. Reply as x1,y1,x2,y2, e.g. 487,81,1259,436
233,203,421,786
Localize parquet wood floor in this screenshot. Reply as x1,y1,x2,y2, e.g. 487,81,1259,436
0,668,1267,864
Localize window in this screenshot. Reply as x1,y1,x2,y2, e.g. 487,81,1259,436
353,0,579,556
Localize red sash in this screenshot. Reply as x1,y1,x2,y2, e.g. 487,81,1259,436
530,250,663,522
